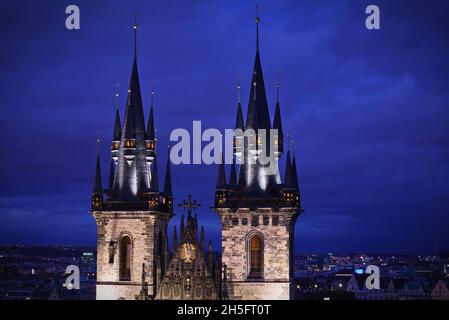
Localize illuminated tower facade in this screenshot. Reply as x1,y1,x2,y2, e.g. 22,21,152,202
90,21,173,300
215,12,301,300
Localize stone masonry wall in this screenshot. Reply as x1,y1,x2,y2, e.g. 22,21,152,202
93,211,169,300
219,207,297,300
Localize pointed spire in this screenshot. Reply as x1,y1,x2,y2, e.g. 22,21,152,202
276,81,279,102
108,159,114,191
122,84,136,140
200,226,205,253
229,158,237,184
216,152,227,189
146,87,155,140
291,139,299,191
245,7,271,130
180,213,185,237
173,225,177,252
150,151,159,192
237,82,241,104
115,83,120,110
194,212,198,239
235,83,244,130
273,82,283,146
284,133,292,188
163,146,172,195
93,139,103,193
114,17,150,200
208,241,213,274
113,84,121,141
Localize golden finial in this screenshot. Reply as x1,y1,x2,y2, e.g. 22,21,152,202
276,82,280,103
237,82,241,103
96,134,101,155
151,83,155,109
115,83,120,110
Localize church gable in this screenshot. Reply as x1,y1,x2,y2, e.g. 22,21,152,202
155,196,219,300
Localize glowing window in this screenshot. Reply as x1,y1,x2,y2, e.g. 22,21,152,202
119,235,132,281
249,234,263,278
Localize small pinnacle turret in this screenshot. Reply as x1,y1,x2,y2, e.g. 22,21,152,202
146,89,156,141
216,152,227,189
273,82,283,155
93,140,103,194
284,133,292,189
291,140,299,191
235,84,244,130
173,225,177,252
92,139,103,210
229,159,237,185
163,148,172,196
200,226,205,253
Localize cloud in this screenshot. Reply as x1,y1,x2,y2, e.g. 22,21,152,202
0,0,448,253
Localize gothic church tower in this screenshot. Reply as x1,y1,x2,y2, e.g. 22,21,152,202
90,21,173,300
215,12,301,300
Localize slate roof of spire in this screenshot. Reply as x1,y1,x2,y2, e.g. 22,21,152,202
273,84,283,135
229,160,237,185
284,150,292,189
114,25,150,200
235,101,244,130
113,108,121,141
291,154,299,191
245,51,271,131
233,15,278,197
93,152,103,194
146,91,155,140
163,149,172,196
216,153,227,189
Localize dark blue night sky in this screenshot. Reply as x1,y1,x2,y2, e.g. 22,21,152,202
1,0,449,254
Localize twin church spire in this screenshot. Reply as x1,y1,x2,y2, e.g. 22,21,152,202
91,20,172,212
216,8,300,209
92,10,299,211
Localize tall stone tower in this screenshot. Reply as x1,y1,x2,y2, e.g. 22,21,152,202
90,21,173,300
215,12,301,300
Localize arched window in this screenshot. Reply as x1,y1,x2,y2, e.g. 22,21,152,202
248,233,263,279
119,235,132,281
